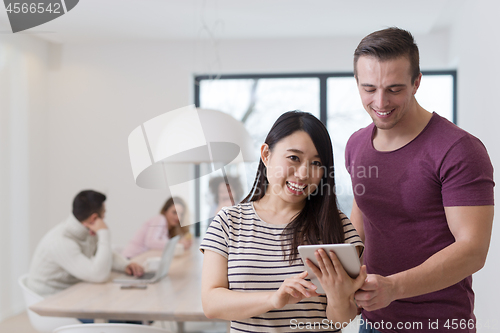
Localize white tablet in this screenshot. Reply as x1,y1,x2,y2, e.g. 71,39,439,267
297,243,361,294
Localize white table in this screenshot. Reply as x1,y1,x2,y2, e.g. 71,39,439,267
30,238,228,332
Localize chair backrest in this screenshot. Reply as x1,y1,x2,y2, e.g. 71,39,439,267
54,323,171,333
18,274,80,333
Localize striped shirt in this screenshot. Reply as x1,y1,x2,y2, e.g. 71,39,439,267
200,202,364,333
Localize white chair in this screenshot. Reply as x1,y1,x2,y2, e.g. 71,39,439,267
18,274,80,333
54,323,171,333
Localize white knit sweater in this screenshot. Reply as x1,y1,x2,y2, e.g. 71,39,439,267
27,214,130,297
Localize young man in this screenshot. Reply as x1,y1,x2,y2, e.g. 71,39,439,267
28,190,143,297
346,28,494,333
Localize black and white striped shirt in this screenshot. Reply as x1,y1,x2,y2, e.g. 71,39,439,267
200,202,364,333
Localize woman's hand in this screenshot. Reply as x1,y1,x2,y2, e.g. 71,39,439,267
270,271,319,309
306,249,367,304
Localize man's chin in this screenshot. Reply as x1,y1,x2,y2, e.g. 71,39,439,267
372,118,398,130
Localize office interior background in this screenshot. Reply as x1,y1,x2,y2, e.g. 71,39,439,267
1,0,499,328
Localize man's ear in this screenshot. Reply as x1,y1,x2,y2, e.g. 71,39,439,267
412,73,422,95
82,213,98,227
261,144,270,167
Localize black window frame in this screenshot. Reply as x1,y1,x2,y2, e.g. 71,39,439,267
192,70,457,236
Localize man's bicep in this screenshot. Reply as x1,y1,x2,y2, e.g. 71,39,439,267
444,205,494,260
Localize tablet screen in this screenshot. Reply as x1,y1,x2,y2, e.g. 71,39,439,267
297,244,361,294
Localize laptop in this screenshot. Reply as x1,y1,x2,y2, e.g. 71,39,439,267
113,235,181,284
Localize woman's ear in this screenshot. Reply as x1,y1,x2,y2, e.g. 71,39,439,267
261,143,270,167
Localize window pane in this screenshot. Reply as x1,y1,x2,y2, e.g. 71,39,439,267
327,77,372,216
200,79,256,121
199,77,320,235
416,74,454,122
201,78,320,145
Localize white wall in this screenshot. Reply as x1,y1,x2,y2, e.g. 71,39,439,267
450,0,500,326
0,34,50,321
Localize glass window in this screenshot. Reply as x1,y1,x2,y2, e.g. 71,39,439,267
200,78,320,146
195,72,455,234
198,77,320,235
416,74,454,122
326,76,372,216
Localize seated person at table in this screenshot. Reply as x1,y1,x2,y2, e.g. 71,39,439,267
122,197,192,259
208,175,244,217
27,190,144,297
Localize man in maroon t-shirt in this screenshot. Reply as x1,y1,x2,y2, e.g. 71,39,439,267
345,28,494,333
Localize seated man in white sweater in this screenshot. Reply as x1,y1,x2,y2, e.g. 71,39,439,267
27,190,144,297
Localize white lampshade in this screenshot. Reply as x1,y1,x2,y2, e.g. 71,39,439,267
128,105,257,189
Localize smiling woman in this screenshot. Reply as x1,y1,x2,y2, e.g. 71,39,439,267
199,111,365,332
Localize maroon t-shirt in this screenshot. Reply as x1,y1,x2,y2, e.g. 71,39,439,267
345,113,494,333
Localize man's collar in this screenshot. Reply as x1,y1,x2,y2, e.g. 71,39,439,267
64,214,90,240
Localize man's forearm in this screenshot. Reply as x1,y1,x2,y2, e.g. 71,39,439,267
390,239,486,300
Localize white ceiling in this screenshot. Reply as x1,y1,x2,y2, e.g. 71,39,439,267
0,0,463,44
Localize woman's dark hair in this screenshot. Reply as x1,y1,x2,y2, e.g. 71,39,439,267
72,190,106,222
160,197,189,238
354,27,420,84
242,111,345,263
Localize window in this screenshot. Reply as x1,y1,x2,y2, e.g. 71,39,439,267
194,71,456,235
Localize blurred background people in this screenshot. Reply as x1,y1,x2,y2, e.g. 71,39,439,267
122,197,192,258
27,190,143,297
208,175,244,217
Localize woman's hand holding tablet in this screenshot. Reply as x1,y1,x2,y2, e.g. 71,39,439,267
298,244,364,294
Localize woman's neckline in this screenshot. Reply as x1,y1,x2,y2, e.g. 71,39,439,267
250,202,291,227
